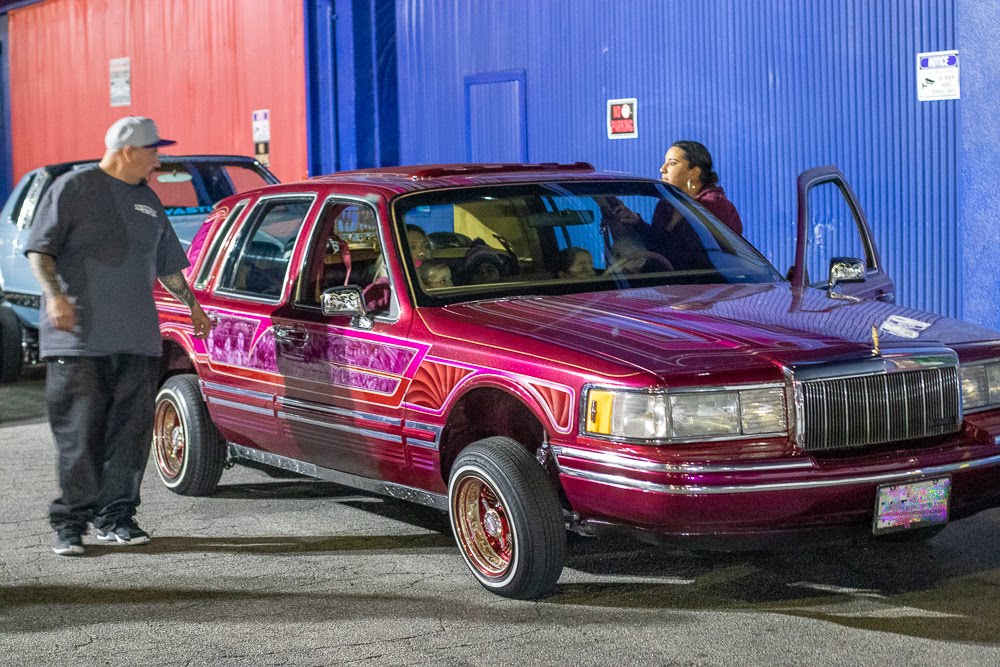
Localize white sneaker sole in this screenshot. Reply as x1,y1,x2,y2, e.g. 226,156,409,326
52,544,84,556
96,532,150,546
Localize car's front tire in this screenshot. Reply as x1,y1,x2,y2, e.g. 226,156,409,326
153,374,226,496
448,436,566,599
0,306,23,383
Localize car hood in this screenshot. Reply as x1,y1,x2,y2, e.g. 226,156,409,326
431,283,1000,380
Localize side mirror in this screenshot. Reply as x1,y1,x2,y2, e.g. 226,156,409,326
320,286,374,330
828,257,866,288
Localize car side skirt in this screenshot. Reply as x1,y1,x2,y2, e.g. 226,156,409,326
228,443,449,510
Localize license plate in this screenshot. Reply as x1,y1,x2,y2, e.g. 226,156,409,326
873,476,951,534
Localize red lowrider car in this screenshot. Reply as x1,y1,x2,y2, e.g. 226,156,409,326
153,163,1000,599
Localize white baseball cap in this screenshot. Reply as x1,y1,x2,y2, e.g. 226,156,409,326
104,116,177,150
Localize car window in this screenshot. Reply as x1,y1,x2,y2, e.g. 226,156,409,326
194,201,248,290
804,181,873,287
153,161,275,214
394,180,782,304
297,200,393,315
149,167,200,208
217,198,313,299
0,171,37,227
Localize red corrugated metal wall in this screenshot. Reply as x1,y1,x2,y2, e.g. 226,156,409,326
8,0,307,182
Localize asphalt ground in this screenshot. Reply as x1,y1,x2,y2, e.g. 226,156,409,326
3,375,1000,666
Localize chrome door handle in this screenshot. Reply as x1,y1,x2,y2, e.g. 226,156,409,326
272,324,309,345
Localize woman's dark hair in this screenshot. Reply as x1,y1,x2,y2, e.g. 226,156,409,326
672,140,719,187
406,223,429,238
554,246,590,274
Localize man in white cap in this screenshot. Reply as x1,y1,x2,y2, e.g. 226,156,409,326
25,116,214,555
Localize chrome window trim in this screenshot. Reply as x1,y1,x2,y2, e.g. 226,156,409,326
558,452,1000,495
212,193,319,304
578,381,788,444
194,198,250,290
228,444,447,510
292,194,401,324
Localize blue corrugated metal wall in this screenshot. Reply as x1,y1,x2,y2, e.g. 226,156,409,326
395,0,965,319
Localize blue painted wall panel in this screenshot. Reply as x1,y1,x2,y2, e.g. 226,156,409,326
396,0,976,322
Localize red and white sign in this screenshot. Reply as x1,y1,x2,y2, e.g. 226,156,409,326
607,98,637,139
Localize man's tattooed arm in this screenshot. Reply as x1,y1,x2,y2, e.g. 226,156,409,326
159,272,215,339
28,252,76,332
158,272,198,310
27,252,63,297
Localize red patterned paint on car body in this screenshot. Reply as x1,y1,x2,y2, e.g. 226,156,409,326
157,163,1000,553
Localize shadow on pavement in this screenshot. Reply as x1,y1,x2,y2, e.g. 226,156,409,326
88,532,455,556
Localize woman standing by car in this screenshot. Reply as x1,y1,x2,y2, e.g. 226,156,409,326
659,140,743,235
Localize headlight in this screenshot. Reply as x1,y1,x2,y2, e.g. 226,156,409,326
584,385,787,442
960,360,1000,411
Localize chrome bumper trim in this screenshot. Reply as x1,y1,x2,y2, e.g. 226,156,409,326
227,444,448,510
558,453,1000,495
552,445,814,473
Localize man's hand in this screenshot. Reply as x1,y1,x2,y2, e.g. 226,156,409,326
46,293,76,332
189,303,214,339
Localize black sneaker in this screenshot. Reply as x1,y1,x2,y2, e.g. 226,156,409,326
96,519,150,546
53,527,85,556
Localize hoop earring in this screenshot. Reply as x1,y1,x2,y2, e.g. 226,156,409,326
686,179,693,191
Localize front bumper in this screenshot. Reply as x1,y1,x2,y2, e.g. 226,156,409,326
553,412,1000,541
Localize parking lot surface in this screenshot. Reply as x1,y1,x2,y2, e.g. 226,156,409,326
3,383,1000,666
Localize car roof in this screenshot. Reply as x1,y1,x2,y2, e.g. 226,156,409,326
38,154,270,179
249,162,649,200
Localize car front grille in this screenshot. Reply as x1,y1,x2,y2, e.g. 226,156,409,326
798,366,961,451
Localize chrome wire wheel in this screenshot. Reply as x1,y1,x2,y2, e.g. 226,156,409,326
153,398,186,481
448,437,566,599
452,472,515,579
153,374,226,496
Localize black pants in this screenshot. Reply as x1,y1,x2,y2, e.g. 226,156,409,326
46,354,160,532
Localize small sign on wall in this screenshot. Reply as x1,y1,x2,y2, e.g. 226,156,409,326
109,57,131,107
252,109,271,166
917,50,960,101
607,98,637,139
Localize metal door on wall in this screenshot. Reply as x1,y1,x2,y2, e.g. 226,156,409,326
465,69,527,163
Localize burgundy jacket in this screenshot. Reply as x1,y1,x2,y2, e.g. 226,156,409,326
695,185,743,235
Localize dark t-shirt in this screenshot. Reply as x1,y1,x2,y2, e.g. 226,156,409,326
25,166,189,357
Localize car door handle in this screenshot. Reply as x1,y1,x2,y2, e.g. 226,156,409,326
273,324,309,346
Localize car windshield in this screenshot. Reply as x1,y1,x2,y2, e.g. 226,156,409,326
149,160,275,246
393,180,783,304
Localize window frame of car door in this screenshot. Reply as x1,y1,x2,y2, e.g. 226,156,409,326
291,195,401,324
211,193,318,305
192,198,251,291
790,165,895,302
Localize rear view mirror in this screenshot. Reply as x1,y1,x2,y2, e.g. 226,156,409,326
156,171,193,183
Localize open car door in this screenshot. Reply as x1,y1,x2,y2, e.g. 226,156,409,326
789,165,895,302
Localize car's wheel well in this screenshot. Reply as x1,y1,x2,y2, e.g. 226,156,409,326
438,387,547,482
160,339,197,383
